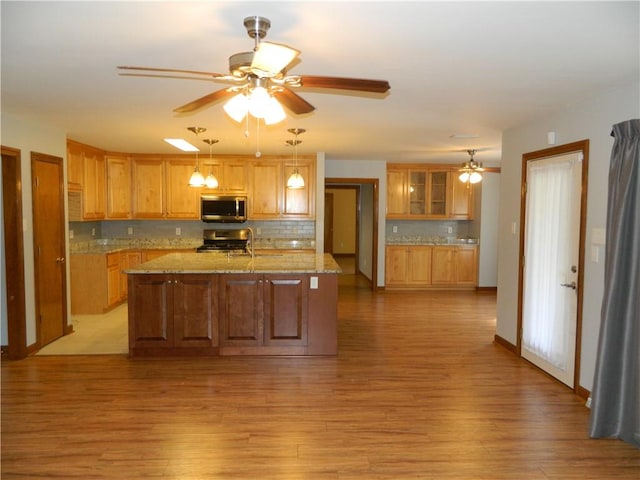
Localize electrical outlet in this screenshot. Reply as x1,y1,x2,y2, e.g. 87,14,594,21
175,227,181,236
310,276,319,289
447,226,453,234
127,227,133,235
91,228,96,236
69,229,74,239
393,225,398,233
256,227,262,235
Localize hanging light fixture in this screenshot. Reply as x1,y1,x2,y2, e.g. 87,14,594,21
459,149,484,185
187,127,206,187
286,128,306,189
223,77,286,126
202,139,219,189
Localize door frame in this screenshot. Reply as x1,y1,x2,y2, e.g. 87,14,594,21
517,139,589,392
31,151,69,347
1,146,28,359
325,178,379,290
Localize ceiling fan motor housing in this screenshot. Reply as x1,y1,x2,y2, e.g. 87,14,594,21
244,16,271,40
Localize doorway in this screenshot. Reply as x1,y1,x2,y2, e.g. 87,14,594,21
2,146,28,359
31,152,69,347
325,178,378,290
518,140,589,390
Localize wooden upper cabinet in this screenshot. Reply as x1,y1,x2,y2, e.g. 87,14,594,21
132,158,165,218
386,164,473,220
249,159,282,218
165,158,199,219
202,157,248,194
387,168,408,217
67,141,84,191
248,156,315,220
106,154,131,219
82,148,106,220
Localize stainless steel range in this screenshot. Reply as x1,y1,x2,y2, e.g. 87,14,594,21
196,228,253,254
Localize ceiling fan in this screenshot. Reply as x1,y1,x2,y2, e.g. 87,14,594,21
117,16,391,121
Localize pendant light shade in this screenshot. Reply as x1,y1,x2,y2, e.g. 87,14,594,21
186,127,206,187
203,138,219,189
286,128,306,189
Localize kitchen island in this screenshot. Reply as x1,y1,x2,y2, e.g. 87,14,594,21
126,252,340,357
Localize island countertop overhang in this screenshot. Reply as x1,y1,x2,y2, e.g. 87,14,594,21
125,252,341,274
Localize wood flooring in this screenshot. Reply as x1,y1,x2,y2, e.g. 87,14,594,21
2,275,638,479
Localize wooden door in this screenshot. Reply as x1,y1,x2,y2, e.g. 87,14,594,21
173,274,218,348
283,158,315,218
219,274,263,346
66,141,84,191
324,192,334,253
222,159,248,193
408,246,432,285
106,154,131,219
263,275,308,346
120,250,141,298
455,247,477,285
106,253,121,306
2,146,27,359
31,152,68,347
385,246,409,285
431,247,455,284
427,170,449,217
83,149,106,219
450,174,473,219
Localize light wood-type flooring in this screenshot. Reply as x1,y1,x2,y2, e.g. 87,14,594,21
2,271,639,479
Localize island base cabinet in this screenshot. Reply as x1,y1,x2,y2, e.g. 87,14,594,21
128,274,218,356
128,272,337,357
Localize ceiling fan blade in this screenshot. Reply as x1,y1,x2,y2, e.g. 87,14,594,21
298,75,390,93
173,88,236,113
251,42,300,77
118,65,229,79
273,88,315,115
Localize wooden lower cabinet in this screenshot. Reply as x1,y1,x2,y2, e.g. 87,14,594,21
128,274,217,354
71,252,129,314
128,272,336,356
386,245,477,289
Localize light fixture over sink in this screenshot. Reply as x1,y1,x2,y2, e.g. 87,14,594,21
187,126,206,187
286,128,306,189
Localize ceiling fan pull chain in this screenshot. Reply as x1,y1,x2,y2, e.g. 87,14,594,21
255,118,261,157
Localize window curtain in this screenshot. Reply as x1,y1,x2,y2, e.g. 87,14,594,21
522,155,575,369
589,119,640,448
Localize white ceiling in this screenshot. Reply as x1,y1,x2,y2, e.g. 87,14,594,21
2,1,638,165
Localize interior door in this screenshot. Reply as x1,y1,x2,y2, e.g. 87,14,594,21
32,152,68,347
519,143,587,388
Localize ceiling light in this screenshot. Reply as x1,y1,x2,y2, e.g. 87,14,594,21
286,128,306,189
459,149,484,185
164,138,199,152
223,77,286,125
203,138,219,189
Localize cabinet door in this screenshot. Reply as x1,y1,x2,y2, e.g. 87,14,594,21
409,170,427,215
455,247,477,285
219,274,263,346
283,161,314,218
67,142,84,191
385,246,409,285
120,250,141,299
249,161,281,218
407,246,432,285
223,160,248,193
263,275,308,346
173,275,218,347
165,158,199,218
386,169,408,217
427,170,449,218
132,158,164,218
106,253,121,306
106,155,131,219
83,150,106,219
128,274,173,348
450,173,473,219
431,247,455,284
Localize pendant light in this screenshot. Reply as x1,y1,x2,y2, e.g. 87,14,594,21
202,139,219,189
286,128,306,189
459,149,484,185
187,126,206,187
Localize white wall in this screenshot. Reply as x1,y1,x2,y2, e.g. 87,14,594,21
478,172,500,287
325,159,387,287
496,79,640,391
1,112,68,347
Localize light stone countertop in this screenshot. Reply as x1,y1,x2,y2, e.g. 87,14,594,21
125,252,341,274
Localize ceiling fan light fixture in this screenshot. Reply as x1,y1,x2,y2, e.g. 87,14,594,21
459,149,483,184
264,96,286,125
458,171,470,183
248,86,271,118
469,171,483,184
224,93,249,122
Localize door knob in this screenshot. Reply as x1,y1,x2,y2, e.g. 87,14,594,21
56,257,65,263
560,281,577,290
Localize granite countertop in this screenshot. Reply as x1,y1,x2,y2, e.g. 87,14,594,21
125,252,341,274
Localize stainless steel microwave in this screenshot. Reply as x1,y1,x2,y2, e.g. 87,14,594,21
200,195,247,223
